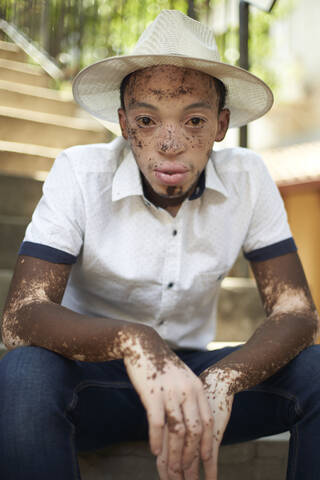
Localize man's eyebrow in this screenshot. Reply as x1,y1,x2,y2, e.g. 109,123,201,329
127,102,158,111
184,102,213,111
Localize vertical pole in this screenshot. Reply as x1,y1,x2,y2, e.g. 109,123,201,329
239,1,249,147
40,0,50,52
187,0,197,20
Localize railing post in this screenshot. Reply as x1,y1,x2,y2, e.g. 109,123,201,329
239,0,249,148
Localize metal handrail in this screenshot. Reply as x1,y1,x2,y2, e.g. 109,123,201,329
0,18,63,80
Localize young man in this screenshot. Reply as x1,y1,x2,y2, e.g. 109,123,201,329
1,9,319,480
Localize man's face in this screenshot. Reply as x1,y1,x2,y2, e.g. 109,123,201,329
118,65,229,207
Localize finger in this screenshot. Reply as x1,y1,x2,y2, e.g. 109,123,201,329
157,426,184,480
146,398,165,456
183,451,200,480
203,456,218,480
166,403,186,476
202,434,219,480
181,397,202,470
157,425,169,480
202,396,232,480
197,390,214,462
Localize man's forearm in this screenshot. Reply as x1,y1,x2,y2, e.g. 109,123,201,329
206,308,319,394
2,299,158,363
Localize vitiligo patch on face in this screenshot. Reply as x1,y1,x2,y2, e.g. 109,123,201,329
125,66,217,106
118,64,227,215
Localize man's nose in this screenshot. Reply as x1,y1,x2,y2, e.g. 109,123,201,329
157,126,186,155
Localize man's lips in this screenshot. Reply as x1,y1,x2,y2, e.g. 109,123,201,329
154,164,188,174
154,165,189,185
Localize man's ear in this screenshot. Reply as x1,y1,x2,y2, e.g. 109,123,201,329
215,108,230,142
118,108,128,140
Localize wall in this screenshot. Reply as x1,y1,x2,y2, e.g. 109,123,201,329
282,186,320,313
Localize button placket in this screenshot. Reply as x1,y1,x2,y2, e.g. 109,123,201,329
157,219,181,326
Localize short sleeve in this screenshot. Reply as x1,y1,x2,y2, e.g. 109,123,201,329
20,151,84,263
242,157,297,262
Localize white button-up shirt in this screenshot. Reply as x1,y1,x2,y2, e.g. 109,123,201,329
21,137,295,350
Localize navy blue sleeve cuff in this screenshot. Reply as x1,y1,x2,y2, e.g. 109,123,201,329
19,241,77,264
244,237,297,262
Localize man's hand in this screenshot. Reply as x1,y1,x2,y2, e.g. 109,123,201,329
154,365,239,480
122,329,214,479
200,367,240,479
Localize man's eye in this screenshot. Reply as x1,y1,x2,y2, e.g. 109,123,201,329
187,117,205,126
137,117,154,127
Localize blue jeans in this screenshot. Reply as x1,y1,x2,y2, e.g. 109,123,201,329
1,345,320,479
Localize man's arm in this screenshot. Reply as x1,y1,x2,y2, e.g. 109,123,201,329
1,255,149,361
198,251,319,479
210,252,319,389
1,255,214,478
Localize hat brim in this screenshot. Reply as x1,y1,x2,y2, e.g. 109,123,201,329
72,54,273,131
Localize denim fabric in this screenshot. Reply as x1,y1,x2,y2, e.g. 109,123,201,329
1,344,320,479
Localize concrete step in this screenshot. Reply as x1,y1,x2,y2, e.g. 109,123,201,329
0,172,43,270
0,105,108,149
0,40,27,62
0,57,52,88
0,214,28,270
216,277,265,341
0,141,57,176
0,172,43,217
0,79,78,116
0,270,13,322
78,434,289,480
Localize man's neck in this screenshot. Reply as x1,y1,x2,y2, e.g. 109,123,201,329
141,175,197,217
164,204,181,217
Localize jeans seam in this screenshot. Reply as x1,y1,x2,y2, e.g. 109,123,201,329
66,380,134,413
63,392,82,480
289,424,299,480
69,415,81,480
249,385,304,419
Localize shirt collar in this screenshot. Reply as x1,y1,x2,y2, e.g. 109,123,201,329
112,148,228,202
204,154,229,198
188,155,229,200
112,148,143,202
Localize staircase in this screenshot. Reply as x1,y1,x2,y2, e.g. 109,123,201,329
0,38,108,318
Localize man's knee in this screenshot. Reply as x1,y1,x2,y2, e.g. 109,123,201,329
0,345,76,412
0,346,80,473
290,344,320,376
283,345,320,397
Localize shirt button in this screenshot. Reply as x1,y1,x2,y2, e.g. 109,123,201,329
167,282,174,288
173,229,177,236
159,320,165,326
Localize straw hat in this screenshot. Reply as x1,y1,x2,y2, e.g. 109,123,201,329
72,9,273,133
